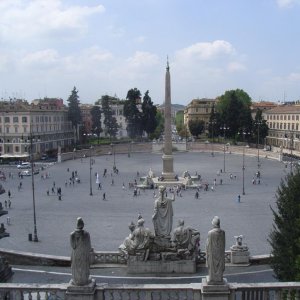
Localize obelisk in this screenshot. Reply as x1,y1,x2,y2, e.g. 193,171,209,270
162,59,175,180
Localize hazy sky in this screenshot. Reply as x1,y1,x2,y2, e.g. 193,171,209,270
1,0,300,105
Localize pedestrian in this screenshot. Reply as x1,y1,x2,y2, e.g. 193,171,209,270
122,183,125,190
213,179,217,186
4,200,7,208
8,199,11,208
8,190,11,198
102,193,106,201
6,216,10,225
53,181,56,187
195,191,199,199
111,179,114,185
220,179,223,185
52,187,55,194
47,190,49,196
237,195,241,203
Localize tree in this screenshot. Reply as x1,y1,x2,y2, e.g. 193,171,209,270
207,104,221,139
151,110,164,140
175,111,184,134
216,89,252,138
124,88,143,139
269,169,300,281
67,87,82,143
90,106,102,144
101,95,119,139
188,119,205,137
141,90,157,137
253,109,269,145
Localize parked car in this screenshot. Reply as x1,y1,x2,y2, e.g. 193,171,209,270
17,162,31,169
20,169,39,176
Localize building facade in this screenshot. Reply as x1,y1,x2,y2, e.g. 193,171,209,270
0,99,74,159
183,98,217,130
263,104,300,152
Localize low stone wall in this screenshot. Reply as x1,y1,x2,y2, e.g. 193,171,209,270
0,247,271,267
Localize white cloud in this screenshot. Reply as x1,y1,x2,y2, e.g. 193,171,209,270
227,62,247,72
0,0,105,42
126,51,159,69
287,72,300,81
277,0,300,8
21,49,59,67
175,40,236,61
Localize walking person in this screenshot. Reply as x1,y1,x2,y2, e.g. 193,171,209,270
102,193,106,201
8,190,11,199
8,199,11,209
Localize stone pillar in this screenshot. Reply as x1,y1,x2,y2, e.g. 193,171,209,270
66,280,97,300
201,277,230,300
162,60,175,180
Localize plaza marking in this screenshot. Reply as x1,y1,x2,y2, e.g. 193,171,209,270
12,267,273,280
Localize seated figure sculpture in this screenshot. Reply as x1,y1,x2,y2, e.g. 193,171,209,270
119,217,154,261
172,219,200,258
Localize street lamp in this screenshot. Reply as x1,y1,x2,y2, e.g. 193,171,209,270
111,143,116,169
289,132,294,174
220,125,229,172
255,121,262,171
89,146,93,196
209,120,216,156
29,131,38,242
238,130,249,195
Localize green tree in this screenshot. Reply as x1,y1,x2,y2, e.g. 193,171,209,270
101,95,119,139
188,119,205,137
151,110,164,140
269,169,300,281
175,111,184,134
90,106,102,144
207,104,221,139
67,87,82,143
216,89,252,138
253,109,269,145
124,88,143,139
141,90,157,137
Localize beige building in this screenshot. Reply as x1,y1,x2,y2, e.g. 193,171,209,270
184,98,217,130
263,104,300,152
0,99,74,159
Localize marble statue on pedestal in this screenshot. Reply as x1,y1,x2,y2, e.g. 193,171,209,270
152,186,175,237
172,219,200,257
70,217,92,286
206,216,225,284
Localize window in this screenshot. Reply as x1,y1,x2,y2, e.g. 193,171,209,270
296,115,299,121
45,116,48,122
14,127,18,133
284,115,286,120
22,116,27,123
6,127,9,133
4,116,10,123
280,115,283,120
36,116,39,122
277,115,279,120
23,126,27,133
15,146,20,152
13,116,18,123
288,115,290,120
0,127,1,133
292,115,295,120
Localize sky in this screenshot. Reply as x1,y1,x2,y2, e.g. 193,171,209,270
0,0,300,105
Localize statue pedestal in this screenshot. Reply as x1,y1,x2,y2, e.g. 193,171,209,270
66,279,96,300
127,255,196,274
231,250,250,264
201,277,230,300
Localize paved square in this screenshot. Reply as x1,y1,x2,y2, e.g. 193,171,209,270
0,151,287,257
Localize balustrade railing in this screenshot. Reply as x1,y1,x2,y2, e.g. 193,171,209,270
0,282,300,300
0,284,67,300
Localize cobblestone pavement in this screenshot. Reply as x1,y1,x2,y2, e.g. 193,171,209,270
0,151,289,257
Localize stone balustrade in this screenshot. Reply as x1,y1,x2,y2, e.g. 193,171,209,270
0,282,300,300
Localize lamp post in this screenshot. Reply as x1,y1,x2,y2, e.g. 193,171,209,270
220,125,229,172
111,143,116,169
29,131,38,242
290,132,294,174
255,121,262,171
209,120,216,156
89,146,93,196
239,130,249,195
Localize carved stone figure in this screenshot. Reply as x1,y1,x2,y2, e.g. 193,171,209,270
119,221,136,256
172,219,200,256
152,185,175,237
70,217,92,286
206,216,225,284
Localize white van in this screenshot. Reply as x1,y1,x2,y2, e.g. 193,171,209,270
17,162,31,169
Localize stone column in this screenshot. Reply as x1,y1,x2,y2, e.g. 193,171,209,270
162,60,175,180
